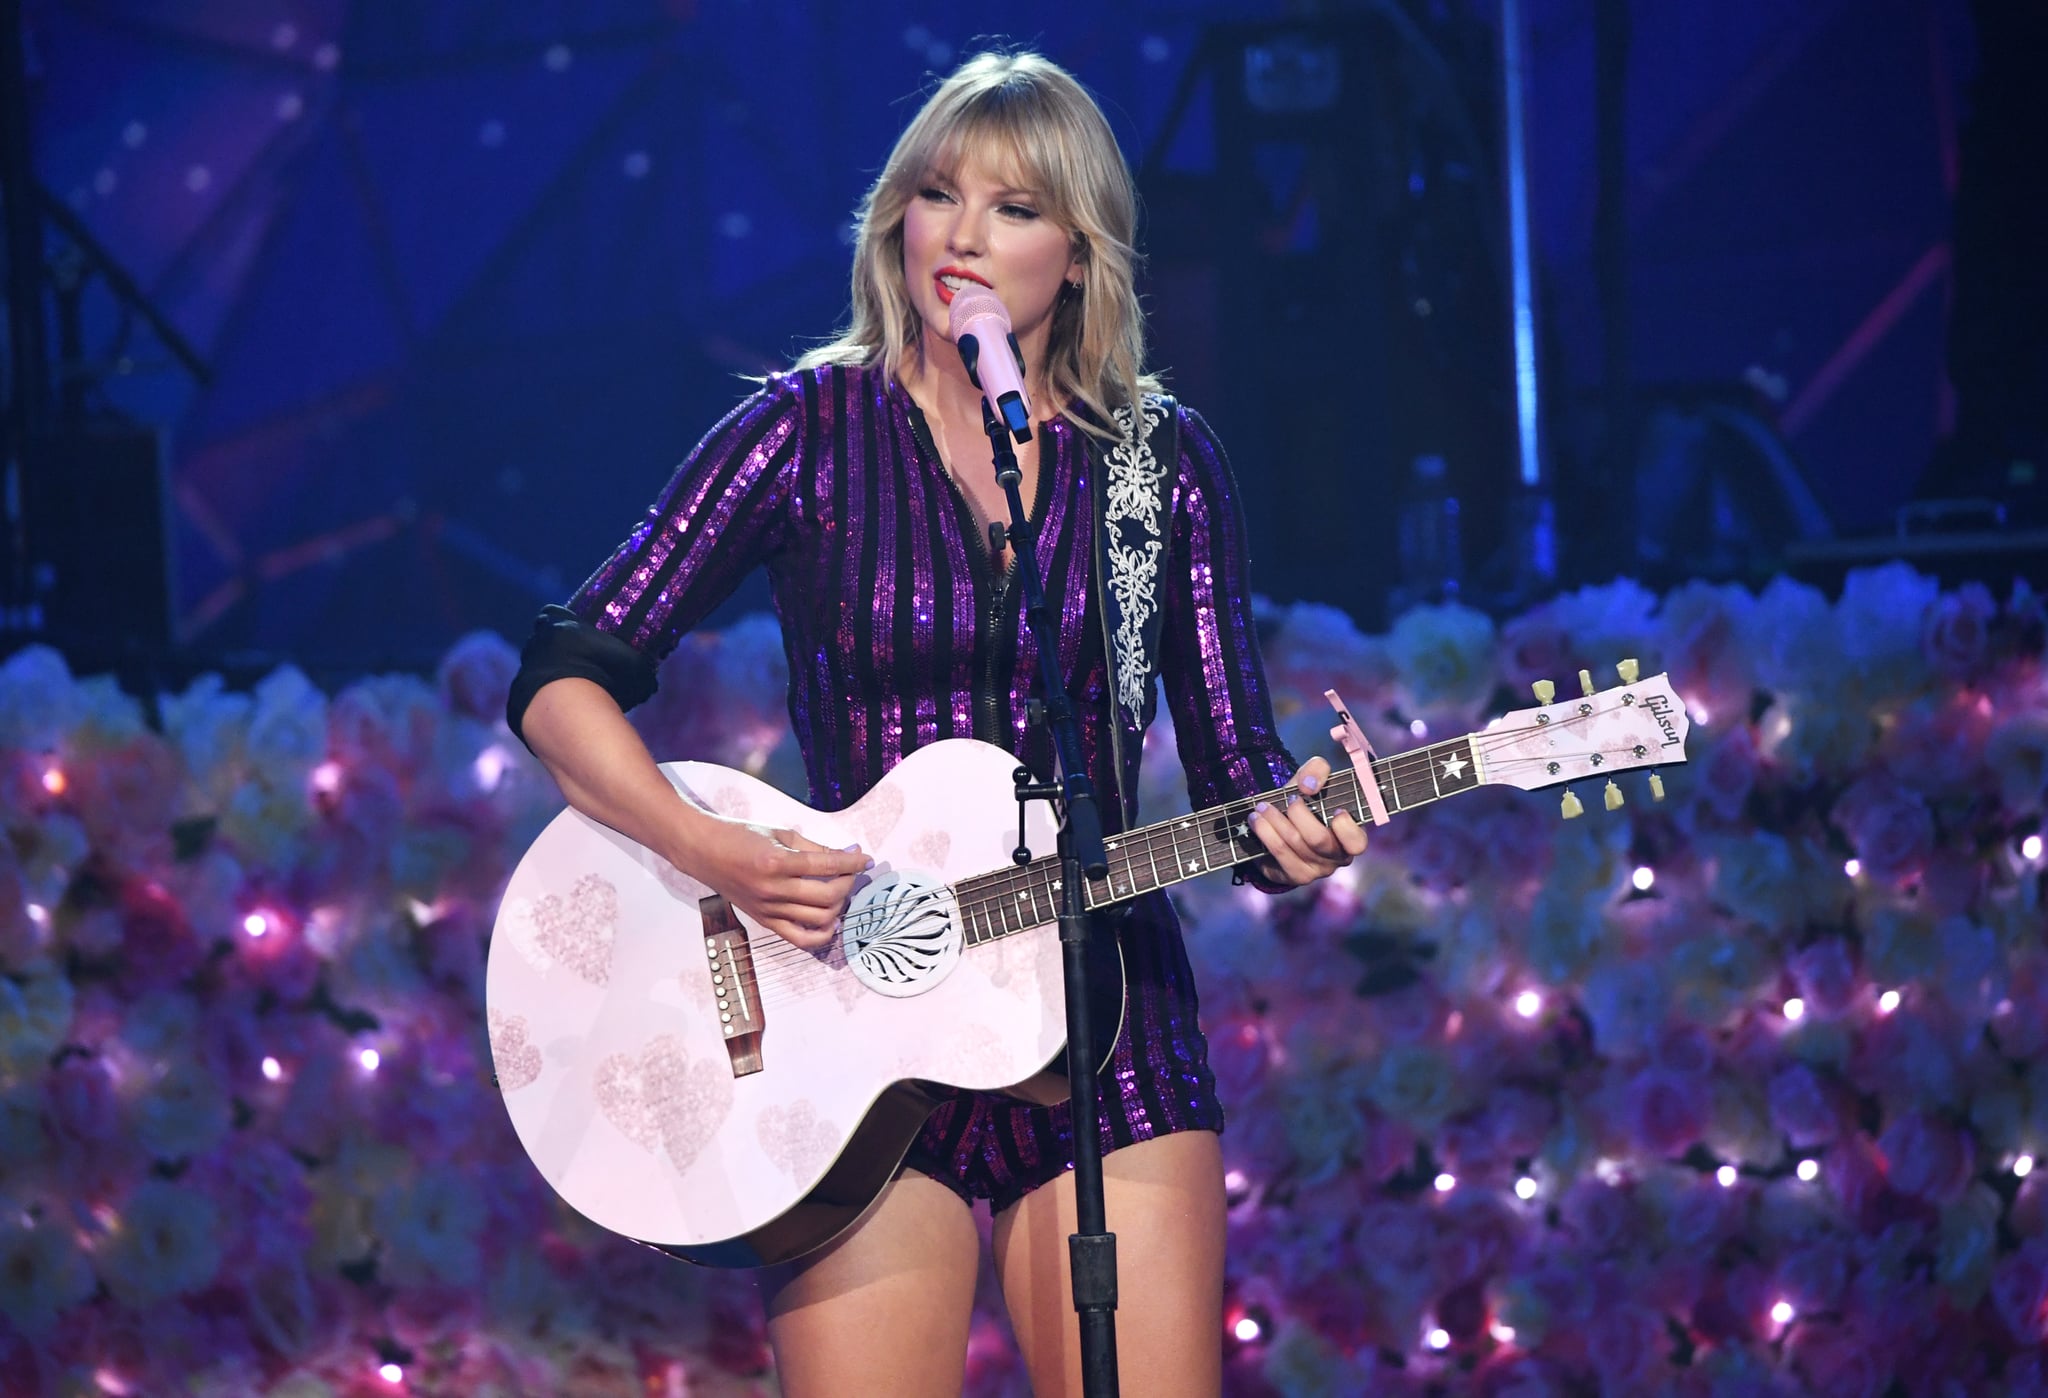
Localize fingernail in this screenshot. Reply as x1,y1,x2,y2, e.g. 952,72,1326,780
1301,773,1319,793
1253,802,1271,816
863,858,876,871
840,843,860,852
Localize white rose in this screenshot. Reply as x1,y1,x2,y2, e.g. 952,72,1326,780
1386,602,1497,717
0,1213,95,1333
98,1180,222,1307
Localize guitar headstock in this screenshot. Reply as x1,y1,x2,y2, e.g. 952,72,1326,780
1476,660,1690,817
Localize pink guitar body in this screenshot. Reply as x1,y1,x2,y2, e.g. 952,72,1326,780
488,671,1689,1266
487,739,1117,1267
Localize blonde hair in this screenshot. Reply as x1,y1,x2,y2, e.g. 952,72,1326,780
796,52,1161,436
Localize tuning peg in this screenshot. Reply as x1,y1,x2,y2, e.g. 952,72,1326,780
1649,773,1666,802
1560,789,1584,819
1578,668,1595,697
1533,679,1556,705
1617,658,1640,684
1605,781,1624,811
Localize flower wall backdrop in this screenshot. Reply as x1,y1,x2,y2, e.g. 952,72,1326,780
2,564,2046,1397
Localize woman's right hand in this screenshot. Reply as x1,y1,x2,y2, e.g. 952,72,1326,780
682,818,872,950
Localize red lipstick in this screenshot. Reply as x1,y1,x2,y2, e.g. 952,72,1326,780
933,265,992,306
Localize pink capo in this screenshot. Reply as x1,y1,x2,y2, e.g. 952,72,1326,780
1325,689,1392,826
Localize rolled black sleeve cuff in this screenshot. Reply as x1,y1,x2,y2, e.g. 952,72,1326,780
504,605,660,749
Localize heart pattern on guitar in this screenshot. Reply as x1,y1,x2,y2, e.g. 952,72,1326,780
756,1100,840,1182
853,782,905,849
908,829,951,867
487,1011,542,1091
511,873,621,987
594,1034,734,1175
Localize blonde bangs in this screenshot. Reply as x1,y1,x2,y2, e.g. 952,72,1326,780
797,53,1160,437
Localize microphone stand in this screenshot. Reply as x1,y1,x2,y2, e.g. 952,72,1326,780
979,399,1121,1398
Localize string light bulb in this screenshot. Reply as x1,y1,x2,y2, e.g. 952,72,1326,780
1796,1158,1819,1182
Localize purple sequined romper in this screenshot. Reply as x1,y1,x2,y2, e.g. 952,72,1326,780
559,362,1297,1213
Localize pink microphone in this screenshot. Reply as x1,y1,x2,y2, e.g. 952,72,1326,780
946,285,1033,442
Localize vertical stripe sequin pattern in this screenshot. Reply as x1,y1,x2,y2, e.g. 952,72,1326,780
565,363,1299,1207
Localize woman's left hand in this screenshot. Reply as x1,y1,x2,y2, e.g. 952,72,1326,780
1247,755,1369,888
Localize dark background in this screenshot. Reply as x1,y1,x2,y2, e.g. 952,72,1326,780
5,0,2041,678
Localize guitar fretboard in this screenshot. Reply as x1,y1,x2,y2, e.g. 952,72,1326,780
950,734,1483,945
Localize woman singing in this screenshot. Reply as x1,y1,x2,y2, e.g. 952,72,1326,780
506,51,1366,1398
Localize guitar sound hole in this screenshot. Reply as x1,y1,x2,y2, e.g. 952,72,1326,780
842,870,964,998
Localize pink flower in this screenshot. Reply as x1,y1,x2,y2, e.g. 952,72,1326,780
1878,1111,1976,1203
187,1138,313,1268
1354,1198,1440,1297
1397,811,1481,894
1789,940,1858,1019
42,1054,118,1146
1921,851,1985,920
1659,581,1756,723
1921,583,1995,680
1653,1024,1719,1078
1443,1086,1553,1174
1499,605,1584,694
1880,694,1991,796
1823,1133,1891,1226
1777,1237,1853,1312
1767,1063,1841,1147
1559,1180,1638,1257
436,630,521,722
1207,1016,1271,1101
115,877,205,993
1830,774,1934,885
1583,1302,1670,1392
1689,725,1759,826
1787,1318,1893,1398
1468,791,1552,888
1623,1069,1711,1157
1993,1245,2048,1343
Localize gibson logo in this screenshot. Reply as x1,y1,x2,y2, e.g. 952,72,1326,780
1644,694,1683,748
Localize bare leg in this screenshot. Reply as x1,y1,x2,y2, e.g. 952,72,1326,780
762,1169,983,1398
991,1130,1227,1398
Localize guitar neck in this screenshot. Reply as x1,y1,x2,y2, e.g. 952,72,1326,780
949,734,1482,946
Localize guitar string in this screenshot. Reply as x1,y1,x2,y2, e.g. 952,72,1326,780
737,747,1664,995
734,697,1664,977
731,700,1667,981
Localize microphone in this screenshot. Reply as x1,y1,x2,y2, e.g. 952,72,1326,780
947,285,1033,443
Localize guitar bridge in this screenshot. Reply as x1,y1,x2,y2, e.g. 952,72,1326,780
700,896,765,1076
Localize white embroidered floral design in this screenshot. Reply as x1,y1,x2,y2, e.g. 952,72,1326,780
1105,401,1169,717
